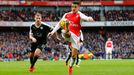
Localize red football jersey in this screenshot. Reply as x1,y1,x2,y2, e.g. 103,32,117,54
51,11,91,36
65,12,81,36
106,41,113,48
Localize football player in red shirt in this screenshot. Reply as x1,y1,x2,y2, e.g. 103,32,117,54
48,1,94,75
105,38,113,60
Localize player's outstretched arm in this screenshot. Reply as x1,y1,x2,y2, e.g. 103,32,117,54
48,13,67,37
47,23,60,38
88,17,94,22
79,11,94,22
50,32,61,43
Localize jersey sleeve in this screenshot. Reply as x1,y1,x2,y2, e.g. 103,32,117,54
79,11,92,21
105,41,108,49
111,41,113,49
41,22,53,31
51,13,67,33
80,30,84,41
29,25,33,35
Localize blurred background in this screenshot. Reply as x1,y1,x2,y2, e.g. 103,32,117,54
0,0,134,61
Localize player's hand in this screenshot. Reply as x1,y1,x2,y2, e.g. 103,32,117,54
80,40,84,46
56,36,61,41
31,37,37,43
88,17,94,22
80,42,83,46
47,32,54,38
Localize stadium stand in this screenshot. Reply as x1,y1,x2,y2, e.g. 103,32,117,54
0,0,134,61
83,27,134,59
0,8,101,21
0,27,134,61
0,8,134,21
104,10,134,21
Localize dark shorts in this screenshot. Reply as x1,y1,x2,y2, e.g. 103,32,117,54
31,42,45,53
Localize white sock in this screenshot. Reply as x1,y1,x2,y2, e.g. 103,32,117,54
110,54,112,59
69,57,75,67
106,54,108,60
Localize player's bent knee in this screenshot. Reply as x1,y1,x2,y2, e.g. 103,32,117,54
34,53,40,57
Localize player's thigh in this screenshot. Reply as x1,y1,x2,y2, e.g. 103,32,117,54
70,33,81,50
106,48,112,54
34,48,42,56
109,49,112,54
29,52,34,57
34,44,44,56
31,43,37,53
71,47,78,58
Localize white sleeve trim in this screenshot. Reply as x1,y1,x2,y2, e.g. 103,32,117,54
41,22,54,29
79,11,91,21
80,30,84,41
51,13,67,33
29,24,33,35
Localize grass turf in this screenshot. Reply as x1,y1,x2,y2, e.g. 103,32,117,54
0,60,134,75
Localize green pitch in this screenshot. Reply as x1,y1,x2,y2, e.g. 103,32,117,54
0,60,134,75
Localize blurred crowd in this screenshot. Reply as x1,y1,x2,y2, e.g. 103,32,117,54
0,32,30,60
0,8,133,21
83,30,134,59
0,32,30,61
0,9,100,21
0,9,59,21
104,10,134,21
0,28,134,61
0,0,100,1
0,31,67,61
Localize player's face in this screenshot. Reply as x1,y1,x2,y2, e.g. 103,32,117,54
34,15,42,24
71,4,80,13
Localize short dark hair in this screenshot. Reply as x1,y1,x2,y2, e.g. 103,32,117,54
72,1,80,6
35,12,42,16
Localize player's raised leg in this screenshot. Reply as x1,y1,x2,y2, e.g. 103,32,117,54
75,54,80,67
65,51,71,66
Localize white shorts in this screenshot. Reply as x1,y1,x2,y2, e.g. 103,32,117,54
61,30,81,50
105,48,112,54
